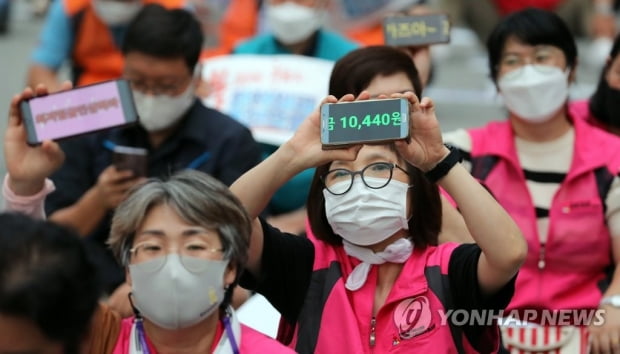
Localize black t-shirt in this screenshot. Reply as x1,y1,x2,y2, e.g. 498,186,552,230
240,219,516,349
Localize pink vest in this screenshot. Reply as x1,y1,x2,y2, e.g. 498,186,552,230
279,234,500,353
112,317,295,353
467,112,620,316
569,99,608,130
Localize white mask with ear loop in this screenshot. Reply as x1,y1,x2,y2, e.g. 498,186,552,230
129,254,229,330
324,177,411,246
498,64,570,123
132,83,195,132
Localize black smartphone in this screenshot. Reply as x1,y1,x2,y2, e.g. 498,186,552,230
383,13,451,47
320,98,410,149
20,79,138,145
112,145,148,178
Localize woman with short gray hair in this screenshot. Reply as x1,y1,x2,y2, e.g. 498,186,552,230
2,84,295,353
107,169,251,333
109,169,251,293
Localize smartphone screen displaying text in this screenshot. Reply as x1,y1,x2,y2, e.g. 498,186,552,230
28,81,126,141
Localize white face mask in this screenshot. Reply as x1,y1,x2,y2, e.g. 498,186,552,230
498,64,570,123
93,0,142,26
324,177,410,246
129,254,229,330
132,84,195,132
265,2,324,45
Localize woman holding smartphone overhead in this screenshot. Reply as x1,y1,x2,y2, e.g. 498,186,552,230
231,46,527,353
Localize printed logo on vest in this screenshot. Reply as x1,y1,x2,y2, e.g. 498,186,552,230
393,296,434,340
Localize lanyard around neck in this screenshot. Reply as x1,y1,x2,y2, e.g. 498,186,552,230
131,314,240,354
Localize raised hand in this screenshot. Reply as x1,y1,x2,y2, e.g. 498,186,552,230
4,83,71,196
394,92,448,171
282,93,366,171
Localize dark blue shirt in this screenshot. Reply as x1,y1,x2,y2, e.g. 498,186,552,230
45,99,262,292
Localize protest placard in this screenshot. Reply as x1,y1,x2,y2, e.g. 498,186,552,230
201,54,334,145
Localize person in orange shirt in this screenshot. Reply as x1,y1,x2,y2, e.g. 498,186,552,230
204,0,434,86
202,0,260,58
27,0,184,92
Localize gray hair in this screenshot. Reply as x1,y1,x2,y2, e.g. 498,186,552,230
108,170,251,280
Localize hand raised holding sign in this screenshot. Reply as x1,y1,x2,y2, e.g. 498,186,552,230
280,93,366,173
320,97,410,149
393,92,448,172
4,83,69,196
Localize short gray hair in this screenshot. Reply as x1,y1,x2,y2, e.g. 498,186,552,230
108,170,251,279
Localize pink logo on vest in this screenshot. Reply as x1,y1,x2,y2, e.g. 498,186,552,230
393,296,433,339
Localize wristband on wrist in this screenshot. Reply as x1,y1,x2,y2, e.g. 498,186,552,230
424,144,462,183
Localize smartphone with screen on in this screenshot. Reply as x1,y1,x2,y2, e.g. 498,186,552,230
383,13,451,47
20,79,138,145
112,145,148,178
320,98,410,150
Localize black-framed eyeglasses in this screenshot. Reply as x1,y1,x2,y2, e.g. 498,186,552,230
321,162,409,195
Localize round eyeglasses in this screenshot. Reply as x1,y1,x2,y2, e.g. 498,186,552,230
321,162,409,195
129,241,224,273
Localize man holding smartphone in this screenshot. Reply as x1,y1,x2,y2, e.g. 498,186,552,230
43,5,262,299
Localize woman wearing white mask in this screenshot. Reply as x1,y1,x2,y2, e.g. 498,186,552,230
232,0,360,236
230,46,527,353
443,8,620,354
1,85,295,354
234,0,358,61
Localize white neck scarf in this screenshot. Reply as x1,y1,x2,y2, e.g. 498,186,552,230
129,306,242,354
343,238,414,291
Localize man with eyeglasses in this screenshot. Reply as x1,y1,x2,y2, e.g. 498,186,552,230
44,4,261,305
